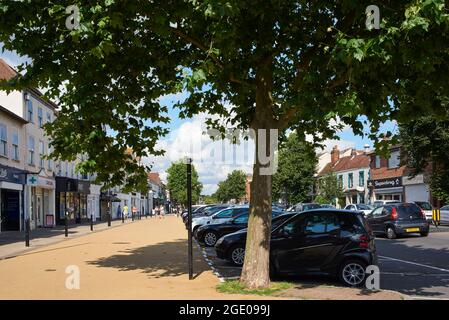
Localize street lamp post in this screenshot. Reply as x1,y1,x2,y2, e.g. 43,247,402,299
186,157,193,280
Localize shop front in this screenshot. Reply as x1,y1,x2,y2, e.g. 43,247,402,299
0,164,25,232
27,174,56,228
368,177,404,203
55,177,90,225
403,174,430,203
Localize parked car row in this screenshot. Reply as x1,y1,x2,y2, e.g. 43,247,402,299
192,205,284,242
214,209,377,287
192,201,443,288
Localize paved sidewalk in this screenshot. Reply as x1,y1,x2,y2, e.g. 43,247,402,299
0,218,140,260
0,215,270,299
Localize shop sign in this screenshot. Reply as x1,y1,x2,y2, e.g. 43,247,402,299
368,177,402,189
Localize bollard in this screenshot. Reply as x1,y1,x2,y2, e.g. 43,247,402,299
132,213,134,221
25,218,30,247
108,212,111,227
122,212,124,223
65,215,69,237
90,214,94,231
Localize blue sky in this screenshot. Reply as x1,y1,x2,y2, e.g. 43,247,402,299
1,47,397,194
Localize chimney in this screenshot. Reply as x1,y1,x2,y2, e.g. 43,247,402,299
364,144,370,154
351,148,357,156
331,145,339,164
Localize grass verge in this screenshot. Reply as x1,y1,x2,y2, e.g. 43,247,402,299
217,280,293,296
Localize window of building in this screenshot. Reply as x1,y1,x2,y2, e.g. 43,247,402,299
46,112,51,124
27,100,33,123
0,123,7,156
38,107,43,128
12,129,19,161
338,175,343,188
375,155,381,168
348,173,353,188
47,146,53,170
28,136,35,165
0,123,7,157
388,150,400,168
359,171,364,187
39,140,45,168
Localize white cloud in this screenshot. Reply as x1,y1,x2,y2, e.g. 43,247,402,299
142,113,254,195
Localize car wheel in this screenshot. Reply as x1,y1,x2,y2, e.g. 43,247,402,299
229,245,245,266
386,226,397,239
339,260,367,287
203,231,218,247
192,226,200,237
420,230,429,237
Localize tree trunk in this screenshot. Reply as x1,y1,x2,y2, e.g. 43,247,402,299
240,60,275,289
240,149,273,288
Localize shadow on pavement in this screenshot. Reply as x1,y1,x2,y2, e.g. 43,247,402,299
87,239,208,279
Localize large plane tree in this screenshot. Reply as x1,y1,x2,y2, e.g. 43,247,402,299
1,0,448,288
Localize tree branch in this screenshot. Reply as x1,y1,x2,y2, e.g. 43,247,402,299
169,26,254,87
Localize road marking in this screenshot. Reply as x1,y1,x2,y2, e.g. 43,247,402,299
379,255,449,273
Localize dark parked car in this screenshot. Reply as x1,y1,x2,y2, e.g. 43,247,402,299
215,209,377,287
293,203,322,212
365,202,429,239
182,204,229,224
196,209,286,247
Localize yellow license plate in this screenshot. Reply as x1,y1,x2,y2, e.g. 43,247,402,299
405,228,420,232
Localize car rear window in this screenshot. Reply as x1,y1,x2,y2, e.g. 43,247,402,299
415,202,432,210
397,204,422,218
338,213,366,235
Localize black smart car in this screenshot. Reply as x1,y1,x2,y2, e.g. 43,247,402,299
196,210,288,247
215,209,377,287
365,202,429,239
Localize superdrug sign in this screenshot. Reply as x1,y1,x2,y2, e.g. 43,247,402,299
368,177,403,189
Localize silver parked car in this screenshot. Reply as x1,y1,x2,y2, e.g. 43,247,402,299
439,205,449,225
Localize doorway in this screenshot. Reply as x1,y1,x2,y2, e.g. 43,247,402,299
36,194,43,227
1,189,20,231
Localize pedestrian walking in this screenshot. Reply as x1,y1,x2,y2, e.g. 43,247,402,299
151,207,156,218
117,204,121,220
123,204,129,220
160,205,165,219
